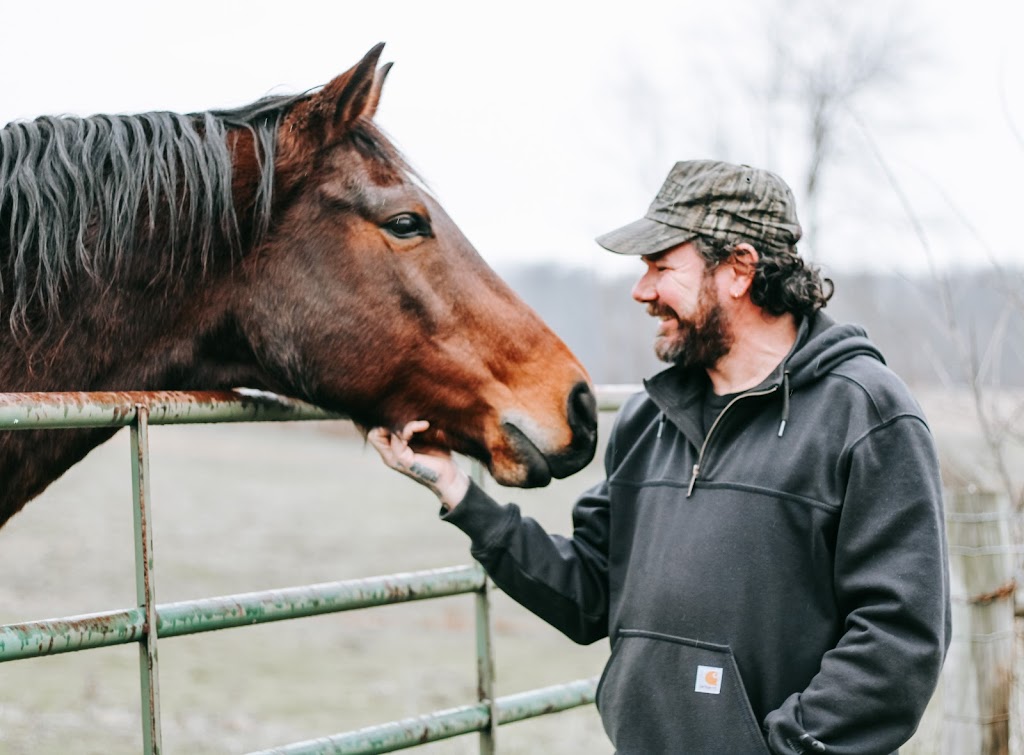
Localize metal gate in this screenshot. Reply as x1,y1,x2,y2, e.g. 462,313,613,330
0,388,628,754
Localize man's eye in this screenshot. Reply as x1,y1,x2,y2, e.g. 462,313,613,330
383,213,431,239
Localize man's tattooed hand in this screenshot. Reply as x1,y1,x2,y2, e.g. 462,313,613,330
366,421,471,510
408,462,440,484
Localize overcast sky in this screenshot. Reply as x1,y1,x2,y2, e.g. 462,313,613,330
2,0,1021,279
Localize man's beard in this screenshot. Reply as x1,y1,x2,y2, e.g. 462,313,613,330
649,278,732,369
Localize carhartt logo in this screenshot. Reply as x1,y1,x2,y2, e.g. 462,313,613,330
695,665,723,694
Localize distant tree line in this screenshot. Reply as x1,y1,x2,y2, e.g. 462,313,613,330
499,263,1024,388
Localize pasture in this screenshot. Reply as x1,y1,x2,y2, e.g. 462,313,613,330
0,387,1016,754
0,415,615,755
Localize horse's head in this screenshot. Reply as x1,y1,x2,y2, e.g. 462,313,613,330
232,45,597,486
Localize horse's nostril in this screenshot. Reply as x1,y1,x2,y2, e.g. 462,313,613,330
568,381,598,435
544,381,598,480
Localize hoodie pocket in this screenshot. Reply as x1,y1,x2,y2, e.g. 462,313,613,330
596,629,769,755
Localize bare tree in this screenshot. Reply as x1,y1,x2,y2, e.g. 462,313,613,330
608,0,931,262
853,110,1024,508
754,0,931,255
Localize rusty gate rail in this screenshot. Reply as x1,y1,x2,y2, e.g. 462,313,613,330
0,387,636,754
0,565,487,662
0,388,343,428
249,678,600,755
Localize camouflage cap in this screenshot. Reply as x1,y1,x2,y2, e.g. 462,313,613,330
595,160,802,255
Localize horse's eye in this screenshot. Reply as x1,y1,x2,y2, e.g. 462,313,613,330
383,213,431,239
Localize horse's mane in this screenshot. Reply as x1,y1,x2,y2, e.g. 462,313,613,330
0,93,308,328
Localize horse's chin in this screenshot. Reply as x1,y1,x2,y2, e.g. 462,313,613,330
490,423,554,488
490,464,552,488
352,415,581,490
426,423,553,488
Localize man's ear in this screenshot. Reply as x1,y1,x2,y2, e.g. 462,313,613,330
727,243,759,299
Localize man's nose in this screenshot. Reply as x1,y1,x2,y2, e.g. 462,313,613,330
632,272,655,303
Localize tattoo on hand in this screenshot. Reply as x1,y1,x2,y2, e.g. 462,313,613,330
409,462,440,484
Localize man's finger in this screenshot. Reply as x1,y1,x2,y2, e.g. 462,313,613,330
366,427,391,451
400,420,430,441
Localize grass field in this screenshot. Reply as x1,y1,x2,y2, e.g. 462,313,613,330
0,388,1019,754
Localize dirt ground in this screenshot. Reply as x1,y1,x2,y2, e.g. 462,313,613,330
0,388,1017,754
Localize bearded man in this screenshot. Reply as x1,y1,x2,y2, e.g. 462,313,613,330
370,160,950,754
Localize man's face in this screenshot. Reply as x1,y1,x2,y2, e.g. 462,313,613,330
632,241,732,368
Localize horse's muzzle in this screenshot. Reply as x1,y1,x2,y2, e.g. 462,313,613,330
501,381,598,487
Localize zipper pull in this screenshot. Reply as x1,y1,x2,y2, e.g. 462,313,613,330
657,414,666,439
778,371,791,437
687,463,700,497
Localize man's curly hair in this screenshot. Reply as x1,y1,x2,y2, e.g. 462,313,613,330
693,236,833,318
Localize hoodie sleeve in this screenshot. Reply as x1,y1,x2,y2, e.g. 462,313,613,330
765,414,951,755
441,451,613,646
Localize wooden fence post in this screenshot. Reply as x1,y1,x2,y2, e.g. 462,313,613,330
945,487,1015,755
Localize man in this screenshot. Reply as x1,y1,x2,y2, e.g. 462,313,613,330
369,160,950,754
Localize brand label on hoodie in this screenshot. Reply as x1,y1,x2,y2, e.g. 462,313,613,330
695,665,723,694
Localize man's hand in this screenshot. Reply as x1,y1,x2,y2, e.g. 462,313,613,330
367,420,470,511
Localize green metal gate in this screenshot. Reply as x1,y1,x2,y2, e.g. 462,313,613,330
0,388,628,754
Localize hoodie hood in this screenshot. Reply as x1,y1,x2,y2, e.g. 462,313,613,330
785,312,885,389
644,311,886,446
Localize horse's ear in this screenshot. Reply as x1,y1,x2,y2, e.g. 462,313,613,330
294,43,386,145
327,42,385,130
363,61,393,119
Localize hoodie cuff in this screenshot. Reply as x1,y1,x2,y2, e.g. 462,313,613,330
440,481,514,550
765,692,826,754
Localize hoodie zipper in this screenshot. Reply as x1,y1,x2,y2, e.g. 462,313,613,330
686,383,780,497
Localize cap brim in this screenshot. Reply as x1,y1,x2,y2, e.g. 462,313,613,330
595,216,695,256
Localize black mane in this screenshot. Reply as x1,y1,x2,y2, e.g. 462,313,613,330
0,93,306,330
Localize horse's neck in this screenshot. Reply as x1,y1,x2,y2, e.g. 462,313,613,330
0,427,119,528
1,272,261,390
0,277,272,528
0,291,172,528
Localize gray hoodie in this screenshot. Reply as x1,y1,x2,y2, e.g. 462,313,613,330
445,313,950,754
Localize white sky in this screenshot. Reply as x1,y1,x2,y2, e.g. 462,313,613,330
1,0,1022,279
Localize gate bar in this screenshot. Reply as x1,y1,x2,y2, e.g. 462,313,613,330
0,389,342,429
475,578,497,755
131,405,163,754
471,461,498,755
0,386,636,430
0,566,485,661
247,677,599,755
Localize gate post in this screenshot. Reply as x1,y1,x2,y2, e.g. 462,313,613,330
131,405,163,755
471,461,498,754
476,575,498,754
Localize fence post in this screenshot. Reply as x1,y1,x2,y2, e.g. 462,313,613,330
471,460,498,754
131,405,163,755
945,487,1015,755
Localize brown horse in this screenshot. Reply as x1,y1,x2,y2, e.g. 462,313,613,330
0,44,597,529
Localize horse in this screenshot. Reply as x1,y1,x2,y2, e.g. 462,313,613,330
0,43,598,529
